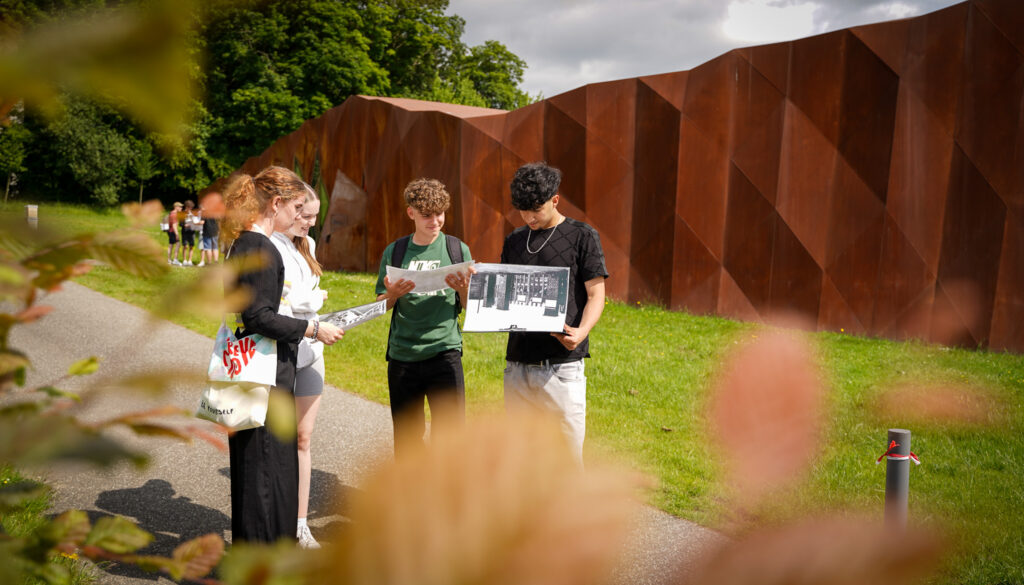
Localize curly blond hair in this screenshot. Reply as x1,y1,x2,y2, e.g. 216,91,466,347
404,178,450,215
222,166,307,242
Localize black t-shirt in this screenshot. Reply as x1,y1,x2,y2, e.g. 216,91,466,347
500,217,608,363
203,217,219,238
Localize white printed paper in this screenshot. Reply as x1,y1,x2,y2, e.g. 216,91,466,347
463,263,570,332
320,299,387,330
385,260,475,294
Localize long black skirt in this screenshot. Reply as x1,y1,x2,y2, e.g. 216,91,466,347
228,386,298,544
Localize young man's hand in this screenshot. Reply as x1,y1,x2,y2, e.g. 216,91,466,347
382,276,416,308
553,325,585,350
444,266,477,304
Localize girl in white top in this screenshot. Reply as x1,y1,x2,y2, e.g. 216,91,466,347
270,185,337,549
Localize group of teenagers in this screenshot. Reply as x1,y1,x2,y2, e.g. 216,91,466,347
165,199,221,266
221,161,608,549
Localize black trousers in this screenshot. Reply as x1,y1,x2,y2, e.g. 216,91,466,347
387,349,465,457
228,386,298,544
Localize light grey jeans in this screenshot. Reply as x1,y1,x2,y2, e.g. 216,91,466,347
504,359,587,464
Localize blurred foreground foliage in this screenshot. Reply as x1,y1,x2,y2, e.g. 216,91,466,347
0,206,230,583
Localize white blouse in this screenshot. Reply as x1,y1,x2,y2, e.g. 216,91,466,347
271,232,325,367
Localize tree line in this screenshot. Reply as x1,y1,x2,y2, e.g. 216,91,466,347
0,0,536,205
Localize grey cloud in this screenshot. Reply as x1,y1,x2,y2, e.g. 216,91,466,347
447,0,962,98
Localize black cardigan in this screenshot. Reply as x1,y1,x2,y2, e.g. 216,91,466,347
229,230,309,390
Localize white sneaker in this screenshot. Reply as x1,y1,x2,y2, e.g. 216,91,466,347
171,260,182,266
184,260,193,266
197,261,205,267
297,524,321,549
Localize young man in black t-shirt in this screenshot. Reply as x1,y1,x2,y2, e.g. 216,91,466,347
500,162,609,464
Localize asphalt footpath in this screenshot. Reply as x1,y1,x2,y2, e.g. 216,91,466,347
11,281,722,584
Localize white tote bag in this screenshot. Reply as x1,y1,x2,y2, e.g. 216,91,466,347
196,382,270,430
196,319,278,429
206,319,277,384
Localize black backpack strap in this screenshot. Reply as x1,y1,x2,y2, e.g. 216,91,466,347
385,236,411,361
445,234,464,314
445,234,463,264
390,235,411,268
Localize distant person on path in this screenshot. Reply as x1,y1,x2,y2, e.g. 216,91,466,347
223,166,344,544
270,185,332,549
180,199,199,266
375,178,475,457
500,162,608,465
166,201,182,265
199,201,219,266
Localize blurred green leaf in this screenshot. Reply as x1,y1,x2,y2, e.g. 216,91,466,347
0,479,46,509
90,369,205,399
0,0,197,139
266,389,296,442
34,560,70,585
22,240,91,291
0,412,148,469
127,554,180,577
37,386,80,402
218,540,311,585
0,262,31,305
21,230,166,293
43,510,91,550
154,259,250,321
0,220,38,261
0,401,43,417
84,231,166,278
0,542,31,584
67,357,99,377
85,516,153,554
0,350,29,378
122,423,193,441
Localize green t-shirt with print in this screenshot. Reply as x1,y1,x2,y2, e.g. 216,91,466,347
375,234,472,362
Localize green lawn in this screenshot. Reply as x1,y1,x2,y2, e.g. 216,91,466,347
5,202,1024,584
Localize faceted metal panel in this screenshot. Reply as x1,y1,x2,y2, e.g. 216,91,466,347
631,82,679,304
232,0,1024,351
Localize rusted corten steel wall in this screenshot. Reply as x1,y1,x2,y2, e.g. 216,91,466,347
237,0,1024,352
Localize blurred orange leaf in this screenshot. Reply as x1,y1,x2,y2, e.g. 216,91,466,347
121,200,166,229
327,414,643,585
708,329,825,508
692,515,944,585
14,304,53,323
173,533,224,580
872,383,1003,428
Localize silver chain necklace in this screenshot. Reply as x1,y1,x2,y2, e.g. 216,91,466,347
525,222,559,254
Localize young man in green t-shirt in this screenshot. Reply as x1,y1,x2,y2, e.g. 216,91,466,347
375,178,475,456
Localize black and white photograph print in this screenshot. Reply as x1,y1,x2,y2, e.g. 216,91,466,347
320,299,387,330
463,263,570,332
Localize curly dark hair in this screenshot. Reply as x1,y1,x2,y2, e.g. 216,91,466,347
404,178,450,215
510,162,562,210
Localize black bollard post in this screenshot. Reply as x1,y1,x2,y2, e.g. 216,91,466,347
883,428,912,530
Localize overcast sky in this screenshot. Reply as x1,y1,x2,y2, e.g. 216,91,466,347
446,0,964,99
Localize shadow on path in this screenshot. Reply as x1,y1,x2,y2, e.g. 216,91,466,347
88,479,229,581
213,465,360,545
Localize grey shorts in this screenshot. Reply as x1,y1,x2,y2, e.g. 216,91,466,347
293,354,325,397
